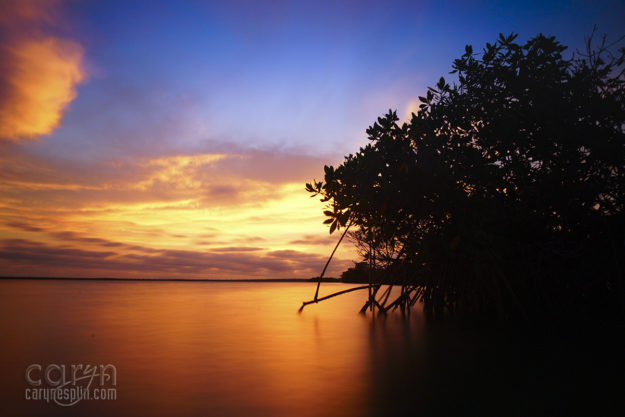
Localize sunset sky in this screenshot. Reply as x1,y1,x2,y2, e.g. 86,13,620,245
1,0,623,279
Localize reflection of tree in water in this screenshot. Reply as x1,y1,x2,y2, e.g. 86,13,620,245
302,31,625,322
366,315,625,416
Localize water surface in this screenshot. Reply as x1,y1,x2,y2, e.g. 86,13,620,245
0,280,623,416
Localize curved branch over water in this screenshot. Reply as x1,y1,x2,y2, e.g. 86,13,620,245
299,285,377,313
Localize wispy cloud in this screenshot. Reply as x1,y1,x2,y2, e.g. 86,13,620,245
0,238,352,279
289,234,337,246
3,221,45,233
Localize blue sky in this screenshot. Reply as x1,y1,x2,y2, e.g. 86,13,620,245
48,0,625,158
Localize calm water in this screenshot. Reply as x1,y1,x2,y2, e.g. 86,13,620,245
0,280,623,416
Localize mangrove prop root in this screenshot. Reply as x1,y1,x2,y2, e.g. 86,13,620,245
299,285,377,312
313,219,353,301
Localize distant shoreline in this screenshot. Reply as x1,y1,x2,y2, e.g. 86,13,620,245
0,276,323,283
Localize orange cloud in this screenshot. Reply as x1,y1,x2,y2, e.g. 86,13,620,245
0,1,85,141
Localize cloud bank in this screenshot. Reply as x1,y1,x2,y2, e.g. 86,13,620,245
0,146,355,279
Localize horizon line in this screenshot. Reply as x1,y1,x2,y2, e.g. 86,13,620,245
0,276,342,283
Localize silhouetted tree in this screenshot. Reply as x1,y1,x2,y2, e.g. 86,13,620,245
305,32,625,320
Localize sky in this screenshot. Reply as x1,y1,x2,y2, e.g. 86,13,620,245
1,0,623,279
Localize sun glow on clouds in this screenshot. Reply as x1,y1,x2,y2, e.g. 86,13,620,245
0,150,355,278
0,1,373,279
134,154,229,190
0,1,85,140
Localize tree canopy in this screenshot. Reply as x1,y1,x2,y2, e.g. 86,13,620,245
306,32,625,320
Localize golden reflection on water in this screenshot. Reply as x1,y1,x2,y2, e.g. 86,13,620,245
0,280,423,417
2,280,623,416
